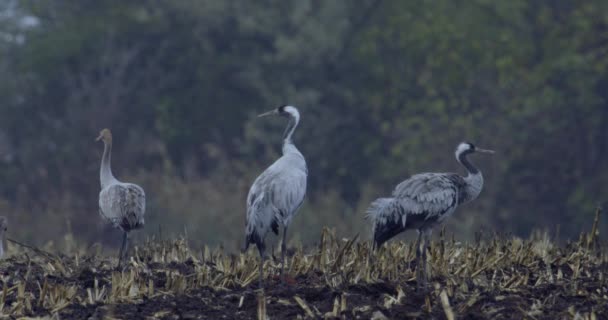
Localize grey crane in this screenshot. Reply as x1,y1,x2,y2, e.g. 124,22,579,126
97,128,145,267
366,142,493,286
245,105,307,287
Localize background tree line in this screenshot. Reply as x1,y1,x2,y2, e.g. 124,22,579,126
0,0,605,251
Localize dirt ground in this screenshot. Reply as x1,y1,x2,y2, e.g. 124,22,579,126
0,232,606,319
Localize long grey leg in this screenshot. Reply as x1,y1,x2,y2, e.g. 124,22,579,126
123,232,130,264
415,230,423,288
258,246,266,289
118,231,127,267
414,230,422,265
423,229,432,284
280,225,288,282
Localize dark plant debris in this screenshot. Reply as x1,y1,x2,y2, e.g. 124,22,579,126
0,227,606,319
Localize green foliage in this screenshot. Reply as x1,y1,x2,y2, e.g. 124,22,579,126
0,0,605,246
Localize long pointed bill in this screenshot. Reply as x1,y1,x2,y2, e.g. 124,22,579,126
95,134,103,142
476,148,495,154
257,109,278,117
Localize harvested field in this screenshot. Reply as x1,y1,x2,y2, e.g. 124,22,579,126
0,223,606,319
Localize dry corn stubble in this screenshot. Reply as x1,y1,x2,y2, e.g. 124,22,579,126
0,221,604,319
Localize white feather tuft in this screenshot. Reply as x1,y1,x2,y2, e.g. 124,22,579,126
283,106,300,122
454,142,471,159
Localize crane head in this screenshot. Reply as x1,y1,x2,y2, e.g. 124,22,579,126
456,142,494,158
258,105,299,119
96,128,113,144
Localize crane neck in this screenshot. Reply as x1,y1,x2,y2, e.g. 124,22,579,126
457,151,479,175
463,172,484,203
100,140,117,188
458,151,484,203
282,114,299,152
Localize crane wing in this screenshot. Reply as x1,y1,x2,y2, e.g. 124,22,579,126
266,169,307,223
99,183,146,231
246,164,307,224
392,172,465,219
245,157,307,250
366,173,465,247
365,197,408,247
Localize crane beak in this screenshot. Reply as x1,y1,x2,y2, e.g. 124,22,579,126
95,134,103,142
476,148,495,154
257,109,278,118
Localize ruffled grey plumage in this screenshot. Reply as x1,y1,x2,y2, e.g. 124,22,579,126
366,142,492,248
96,128,145,267
99,183,145,232
366,173,465,247
366,142,493,289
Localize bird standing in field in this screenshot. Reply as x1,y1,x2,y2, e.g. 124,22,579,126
245,105,307,287
97,129,145,267
0,216,7,258
366,142,493,287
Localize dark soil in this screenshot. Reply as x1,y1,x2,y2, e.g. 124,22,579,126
0,237,606,320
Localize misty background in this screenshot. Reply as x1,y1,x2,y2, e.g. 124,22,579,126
0,1,605,252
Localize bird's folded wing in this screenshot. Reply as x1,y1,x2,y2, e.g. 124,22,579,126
99,183,145,229
392,173,463,219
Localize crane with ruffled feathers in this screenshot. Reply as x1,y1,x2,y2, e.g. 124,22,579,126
97,129,145,267
366,142,493,287
245,105,307,287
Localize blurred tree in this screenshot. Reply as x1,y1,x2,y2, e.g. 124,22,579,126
0,0,604,246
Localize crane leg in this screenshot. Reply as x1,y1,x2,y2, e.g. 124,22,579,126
280,225,289,282
258,246,265,289
423,229,432,284
124,233,130,264
118,231,128,268
414,231,423,289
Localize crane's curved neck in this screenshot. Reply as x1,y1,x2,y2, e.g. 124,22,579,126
100,141,116,188
458,151,484,203
282,113,299,154
457,151,478,175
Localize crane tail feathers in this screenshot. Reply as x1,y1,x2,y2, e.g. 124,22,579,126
271,217,279,235
365,198,394,218
366,197,407,249
245,229,265,255
373,218,406,249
